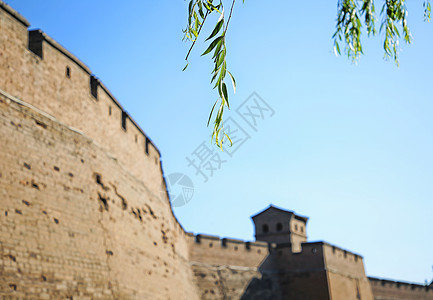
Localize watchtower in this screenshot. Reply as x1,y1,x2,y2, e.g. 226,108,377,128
251,205,308,252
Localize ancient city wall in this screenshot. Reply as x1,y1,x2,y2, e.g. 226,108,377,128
369,277,433,300
0,2,162,194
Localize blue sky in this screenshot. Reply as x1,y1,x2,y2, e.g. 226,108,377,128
5,0,433,284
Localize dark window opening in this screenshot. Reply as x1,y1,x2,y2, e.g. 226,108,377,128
109,106,112,116
28,30,43,58
262,224,269,233
90,76,98,99
295,224,298,231
276,222,283,231
121,111,127,131
135,135,138,143
66,66,71,78
301,226,304,233
145,137,149,155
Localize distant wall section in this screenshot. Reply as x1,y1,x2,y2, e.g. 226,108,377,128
186,233,279,299
369,277,433,300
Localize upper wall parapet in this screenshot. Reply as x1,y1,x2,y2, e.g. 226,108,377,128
28,30,91,73
0,1,29,27
187,232,268,251
268,241,365,275
369,277,433,292
369,277,433,299
187,232,269,268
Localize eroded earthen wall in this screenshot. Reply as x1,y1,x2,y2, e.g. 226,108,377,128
0,91,199,299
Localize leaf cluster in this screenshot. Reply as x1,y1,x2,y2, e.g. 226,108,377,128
183,0,238,148
334,0,430,65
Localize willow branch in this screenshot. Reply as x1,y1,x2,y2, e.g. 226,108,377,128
224,0,236,34
185,11,210,61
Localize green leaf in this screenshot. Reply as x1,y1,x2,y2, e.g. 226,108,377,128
215,48,225,70
206,19,224,41
202,36,224,56
207,99,218,126
227,71,236,93
182,62,189,71
221,82,229,106
225,133,233,146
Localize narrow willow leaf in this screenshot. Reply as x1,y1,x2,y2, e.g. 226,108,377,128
227,71,236,93
182,62,189,71
206,19,224,41
225,133,233,146
221,82,229,107
216,49,225,70
212,40,223,59
202,36,224,56
210,70,219,83
207,99,218,126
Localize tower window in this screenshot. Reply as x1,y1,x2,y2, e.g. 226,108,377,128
301,226,304,233
262,224,269,233
66,66,71,78
276,223,283,231
295,224,298,231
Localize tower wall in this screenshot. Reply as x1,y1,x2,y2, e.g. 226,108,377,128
323,243,373,300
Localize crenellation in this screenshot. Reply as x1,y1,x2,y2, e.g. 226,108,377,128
0,1,29,27
187,233,269,269
369,277,433,300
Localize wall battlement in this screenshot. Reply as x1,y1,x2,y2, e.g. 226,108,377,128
369,277,433,300
0,1,162,193
187,233,269,268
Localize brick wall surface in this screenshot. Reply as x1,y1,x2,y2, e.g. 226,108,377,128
0,92,199,299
